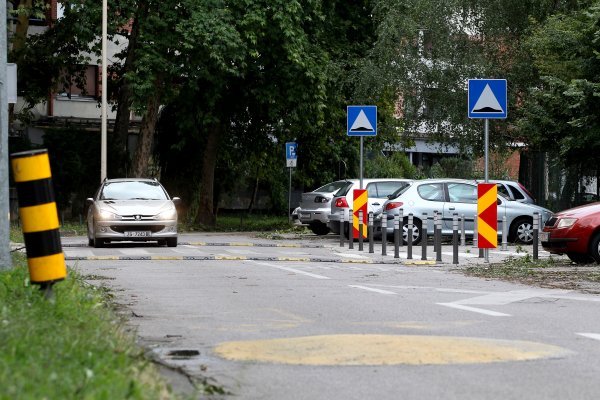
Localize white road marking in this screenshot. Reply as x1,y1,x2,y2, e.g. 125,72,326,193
118,248,150,255
438,288,572,317
576,333,600,341
227,249,260,255
437,303,511,317
348,285,396,295
442,251,478,258
334,252,369,259
248,261,331,280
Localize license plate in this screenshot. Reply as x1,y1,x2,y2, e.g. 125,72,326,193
539,231,549,242
299,213,310,220
125,231,151,237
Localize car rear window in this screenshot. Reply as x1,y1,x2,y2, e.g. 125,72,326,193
315,181,347,193
367,181,410,198
333,181,354,197
417,183,444,201
507,184,525,200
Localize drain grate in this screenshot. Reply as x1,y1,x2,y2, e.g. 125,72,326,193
166,350,200,359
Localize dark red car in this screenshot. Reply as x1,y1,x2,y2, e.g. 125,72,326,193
541,202,600,264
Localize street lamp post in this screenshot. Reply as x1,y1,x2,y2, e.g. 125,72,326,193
101,0,107,182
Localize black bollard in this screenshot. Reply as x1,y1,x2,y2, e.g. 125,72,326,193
533,212,539,260
421,213,428,261
394,214,400,259
436,211,442,262
348,208,354,250
381,211,387,256
453,213,459,265
358,210,364,251
407,213,413,260
368,212,374,254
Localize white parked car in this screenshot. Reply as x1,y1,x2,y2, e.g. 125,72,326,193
328,178,413,237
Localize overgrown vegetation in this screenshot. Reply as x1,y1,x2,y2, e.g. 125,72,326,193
463,255,600,294
0,254,180,399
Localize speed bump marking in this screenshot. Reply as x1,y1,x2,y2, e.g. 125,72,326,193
214,334,571,366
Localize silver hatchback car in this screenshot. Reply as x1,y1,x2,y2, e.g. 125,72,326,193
86,178,180,247
376,179,552,244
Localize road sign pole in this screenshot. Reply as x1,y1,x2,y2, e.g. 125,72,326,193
484,119,489,183
288,167,292,224
484,119,489,262
360,136,364,189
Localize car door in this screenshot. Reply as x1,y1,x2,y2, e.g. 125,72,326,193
443,182,478,234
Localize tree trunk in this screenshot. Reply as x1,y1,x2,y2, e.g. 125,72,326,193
130,88,161,177
195,124,222,226
13,0,32,52
111,4,145,174
247,167,260,214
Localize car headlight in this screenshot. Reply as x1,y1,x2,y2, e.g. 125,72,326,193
557,218,577,228
156,208,177,220
96,209,120,220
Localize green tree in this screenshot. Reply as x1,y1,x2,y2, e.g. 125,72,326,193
363,0,585,160
518,2,600,206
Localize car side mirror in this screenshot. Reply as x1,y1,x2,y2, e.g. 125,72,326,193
172,197,181,206
497,198,502,205
86,198,94,205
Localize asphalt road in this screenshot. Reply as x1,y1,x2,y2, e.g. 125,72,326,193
66,233,600,399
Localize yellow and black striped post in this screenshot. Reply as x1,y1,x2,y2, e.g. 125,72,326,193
10,149,66,285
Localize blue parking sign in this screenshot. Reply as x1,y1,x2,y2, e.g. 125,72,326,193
285,142,297,167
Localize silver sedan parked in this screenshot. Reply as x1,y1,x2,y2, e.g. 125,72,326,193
86,178,180,247
375,179,552,244
298,180,350,235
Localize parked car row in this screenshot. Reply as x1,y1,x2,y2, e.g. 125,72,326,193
296,178,550,245
374,178,551,245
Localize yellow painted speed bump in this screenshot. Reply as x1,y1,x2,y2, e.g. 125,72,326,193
214,334,572,366
11,149,66,286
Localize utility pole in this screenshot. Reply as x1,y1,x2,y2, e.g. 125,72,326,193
0,2,12,270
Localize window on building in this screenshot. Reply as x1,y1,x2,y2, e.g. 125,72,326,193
58,65,98,99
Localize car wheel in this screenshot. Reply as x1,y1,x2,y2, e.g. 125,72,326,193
309,222,330,236
509,217,534,244
402,218,422,245
567,252,593,264
590,233,600,263
88,237,94,247
167,237,178,247
93,237,105,248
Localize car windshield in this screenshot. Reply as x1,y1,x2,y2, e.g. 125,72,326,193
100,181,168,200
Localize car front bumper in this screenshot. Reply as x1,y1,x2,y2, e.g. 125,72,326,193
93,219,178,241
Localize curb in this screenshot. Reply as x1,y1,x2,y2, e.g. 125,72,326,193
60,242,326,249
64,254,442,265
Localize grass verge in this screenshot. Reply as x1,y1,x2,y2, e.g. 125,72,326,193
462,255,600,294
0,253,177,399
